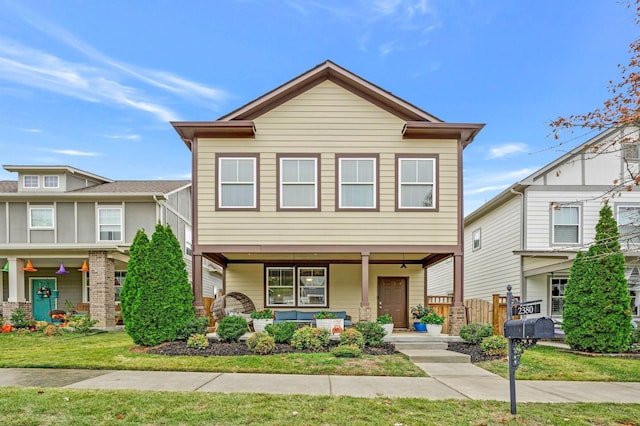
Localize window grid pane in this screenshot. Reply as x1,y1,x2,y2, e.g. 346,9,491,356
399,159,435,208
30,208,54,228
281,159,316,208
267,267,295,306
553,206,579,244
219,158,256,208
618,206,640,246
99,208,122,241
340,158,375,208
24,176,38,188
44,176,59,188
298,267,326,306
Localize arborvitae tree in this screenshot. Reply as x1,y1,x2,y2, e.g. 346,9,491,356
120,228,149,338
132,223,195,346
563,203,633,353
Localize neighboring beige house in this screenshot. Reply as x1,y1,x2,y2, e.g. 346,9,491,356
172,60,484,332
0,165,213,327
429,126,640,325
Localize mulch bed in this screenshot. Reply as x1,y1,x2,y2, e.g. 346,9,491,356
446,342,504,363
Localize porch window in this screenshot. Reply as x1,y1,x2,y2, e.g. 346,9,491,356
98,207,122,241
625,266,640,317
617,205,640,247
279,156,318,209
338,156,377,209
44,176,59,188
30,207,54,229
398,157,436,209
218,156,257,209
266,266,328,307
550,277,568,316
23,175,38,188
114,271,126,302
552,205,580,244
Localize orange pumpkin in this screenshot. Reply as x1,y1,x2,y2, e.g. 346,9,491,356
1,324,12,333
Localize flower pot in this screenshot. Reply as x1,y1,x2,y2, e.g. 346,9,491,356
426,323,443,336
381,323,394,335
253,318,274,333
316,318,344,335
414,322,427,332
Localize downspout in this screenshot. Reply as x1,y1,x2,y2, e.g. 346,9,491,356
510,187,525,300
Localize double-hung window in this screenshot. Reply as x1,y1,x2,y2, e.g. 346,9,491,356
98,207,122,241
217,155,258,209
24,175,39,188
44,176,59,188
185,225,193,256
337,156,377,209
472,229,481,251
397,156,437,209
266,266,328,307
552,205,580,245
550,276,568,317
278,155,319,210
617,205,640,247
30,207,54,229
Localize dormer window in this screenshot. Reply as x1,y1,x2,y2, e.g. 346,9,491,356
44,176,59,188
24,175,39,188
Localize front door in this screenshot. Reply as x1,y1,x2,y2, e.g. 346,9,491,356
378,277,408,328
32,278,56,321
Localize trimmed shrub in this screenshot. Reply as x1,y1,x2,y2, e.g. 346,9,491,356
290,326,329,351
265,322,297,344
459,323,494,344
331,344,362,358
564,204,633,353
217,316,248,342
481,335,508,357
354,321,386,347
186,333,209,350
246,332,276,354
339,328,364,349
119,229,149,338
176,317,209,340
10,308,31,329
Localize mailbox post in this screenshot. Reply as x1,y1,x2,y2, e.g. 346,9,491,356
505,285,555,414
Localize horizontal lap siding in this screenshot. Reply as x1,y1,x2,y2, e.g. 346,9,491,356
197,81,460,246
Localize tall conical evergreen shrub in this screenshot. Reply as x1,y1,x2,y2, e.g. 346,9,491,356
124,224,195,346
563,203,632,353
119,229,149,337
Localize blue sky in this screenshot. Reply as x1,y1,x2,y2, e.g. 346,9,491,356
0,0,636,214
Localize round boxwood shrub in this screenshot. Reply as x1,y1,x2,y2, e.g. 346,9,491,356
176,317,209,340
354,321,386,347
481,335,508,357
186,333,209,350
265,322,297,344
217,316,248,343
459,322,493,344
246,332,276,354
339,328,364,349
331,344,362,358
290,326,329,351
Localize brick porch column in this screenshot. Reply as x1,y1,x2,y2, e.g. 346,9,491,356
88,251,115,328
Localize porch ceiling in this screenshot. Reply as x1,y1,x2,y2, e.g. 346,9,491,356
209,251,436,264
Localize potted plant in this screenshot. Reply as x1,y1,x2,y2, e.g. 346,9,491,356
376,314,394,335
410,304,432,332
250,309,274,332
314,311,342,334
421,312,445,336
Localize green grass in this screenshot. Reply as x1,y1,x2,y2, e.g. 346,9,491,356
478,345,640,381
0,331,425,377
0,388,638,425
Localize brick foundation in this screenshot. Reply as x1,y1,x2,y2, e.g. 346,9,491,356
2,301,33,324
358,305,372,322
447,306,468,336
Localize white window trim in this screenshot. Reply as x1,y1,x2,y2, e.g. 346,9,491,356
43,175,59,188
279,157,318,209
29,207,55,229
185,225,193,256
97,206,123,242
398,157,436,209
23,175,39,188
218,157,257,209
551,205,581,245
617,204,640,247
266,267,296,307
338,157,377,209
266,266,328,308
472,229,481,251
297,266,327,307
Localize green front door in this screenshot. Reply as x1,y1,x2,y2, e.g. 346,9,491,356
32,279,56,321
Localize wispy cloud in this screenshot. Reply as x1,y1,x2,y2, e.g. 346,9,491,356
466,184,511,195
104,134,141,140
487,143,528,159
51,149,100,157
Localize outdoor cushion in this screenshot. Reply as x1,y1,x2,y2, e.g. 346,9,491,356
332,311,347,319
296,311,319,321
274,310,297,321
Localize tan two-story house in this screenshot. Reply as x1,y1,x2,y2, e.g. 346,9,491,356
172,61,483,332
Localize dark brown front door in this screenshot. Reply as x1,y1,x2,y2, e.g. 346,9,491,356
378,277,408,328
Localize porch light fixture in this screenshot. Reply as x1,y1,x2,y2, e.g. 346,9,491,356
78,260,90,273
2,262,8,272
400,253,407,269
23,259,37,272
55,263,69,274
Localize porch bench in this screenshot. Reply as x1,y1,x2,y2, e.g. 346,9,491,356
273,310,352,327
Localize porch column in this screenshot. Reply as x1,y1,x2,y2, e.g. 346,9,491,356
448,253,467,335
192,254,206,317
89,251,115,328
2,258,31,322
359,252,372,321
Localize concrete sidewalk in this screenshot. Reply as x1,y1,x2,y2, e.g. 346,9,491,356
1,366,639,402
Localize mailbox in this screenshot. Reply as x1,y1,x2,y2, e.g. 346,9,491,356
504,317,555,339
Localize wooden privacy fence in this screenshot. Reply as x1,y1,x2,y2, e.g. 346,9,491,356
428,294,518,335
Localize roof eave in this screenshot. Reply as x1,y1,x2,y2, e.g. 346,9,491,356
171,121,256,150
403,122,485,147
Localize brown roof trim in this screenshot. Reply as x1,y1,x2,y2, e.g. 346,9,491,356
219,60,443,122
170,121,256,149
402,122,485,147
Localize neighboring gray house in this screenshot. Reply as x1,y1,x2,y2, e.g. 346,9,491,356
429,127,640,325
0,165,219,327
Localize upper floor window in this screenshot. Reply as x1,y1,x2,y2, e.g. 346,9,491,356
623,142,640,161
43,176,59,188
98,207,122,241
337,156,377,210
279,155,319,210
397,156,436,209
617,205,640,247
185,225,193,256
472,229,481,251
552,205,580,244
30,207,54,229
24,175,39,188
217,156,258,209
